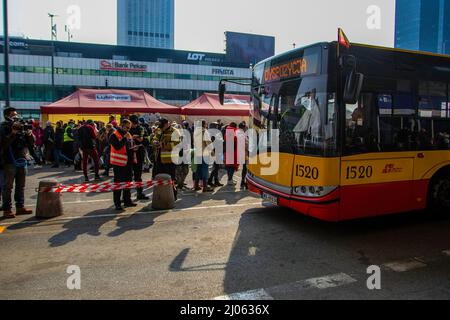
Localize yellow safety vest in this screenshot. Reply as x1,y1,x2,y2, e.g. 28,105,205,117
63,126,74,142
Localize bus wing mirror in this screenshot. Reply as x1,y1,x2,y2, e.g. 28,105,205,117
219,82,226,105
343,71,364,105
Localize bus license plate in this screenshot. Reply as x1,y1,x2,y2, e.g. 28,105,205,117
262,193,278,205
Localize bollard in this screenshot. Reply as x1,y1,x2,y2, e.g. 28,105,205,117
35,180,63,219
152,174,175,210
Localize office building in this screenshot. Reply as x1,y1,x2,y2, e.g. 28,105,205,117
117,0,175,49
395,0,450,54
0,37,250,118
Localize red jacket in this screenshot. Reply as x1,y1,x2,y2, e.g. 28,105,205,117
32,127,44,146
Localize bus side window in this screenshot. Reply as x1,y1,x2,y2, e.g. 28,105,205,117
416,81,448,150
434,119,450,150
345,93,379,154
416,118,434,150
433,84,450,150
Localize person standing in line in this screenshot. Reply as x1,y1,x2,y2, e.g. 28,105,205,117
108,115,116,125
32,120,44,165
152,118,179,198
43,121,55,166
193,120,214,193
129,115,148,201
78,120,101,182
53,121,72,168
101,123,115,177
175,121,191,191
139,117,152,173
238,122,249,190
207,122,224,188
110,119,137,211
62,120,75,164
224,122,239,186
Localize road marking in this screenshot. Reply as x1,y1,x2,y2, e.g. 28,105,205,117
213,273,357,300
0,226,5,233
302,273,357,289
214,289,273,301
383,258,427,272
248,246,258,256
1,202,262,226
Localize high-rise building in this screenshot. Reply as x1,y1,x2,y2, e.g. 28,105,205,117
117,0,174,49
395,0,450,54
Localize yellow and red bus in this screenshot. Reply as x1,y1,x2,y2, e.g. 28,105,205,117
221,31,450,221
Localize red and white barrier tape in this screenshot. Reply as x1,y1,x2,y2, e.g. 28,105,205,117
38,180,174,193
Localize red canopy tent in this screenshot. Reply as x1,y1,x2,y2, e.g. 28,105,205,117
181,93,250,124
41,88,180,115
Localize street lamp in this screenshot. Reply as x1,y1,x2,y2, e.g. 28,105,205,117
48,13,58,102
65,25,73,42
48,13,58,40
3,0,10,109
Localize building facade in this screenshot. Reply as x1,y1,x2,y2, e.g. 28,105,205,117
395,0,450,54
117,0,175,49
0,38,250,119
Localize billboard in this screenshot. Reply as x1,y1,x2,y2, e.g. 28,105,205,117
225,32,275,65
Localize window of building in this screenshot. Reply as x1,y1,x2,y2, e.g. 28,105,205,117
112,55,128,61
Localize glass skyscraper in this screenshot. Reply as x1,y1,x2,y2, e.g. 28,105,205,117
395,0,450,54
117,0,174,49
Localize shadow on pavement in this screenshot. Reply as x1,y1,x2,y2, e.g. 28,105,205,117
169,248,226,272
48,208,119,247
220,205,450,295
107,207,164,237
3,216,45,230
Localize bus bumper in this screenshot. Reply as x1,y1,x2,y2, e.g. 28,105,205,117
247,175,341,222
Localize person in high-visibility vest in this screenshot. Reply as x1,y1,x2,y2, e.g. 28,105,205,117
109,119,137,211
62,120,75,165
152,118,179,198
129,115,148,201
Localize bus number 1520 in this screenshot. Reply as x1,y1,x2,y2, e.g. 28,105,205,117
295,165,319,180
346,165,373,180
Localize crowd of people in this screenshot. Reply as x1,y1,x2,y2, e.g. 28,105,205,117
0,107,249,217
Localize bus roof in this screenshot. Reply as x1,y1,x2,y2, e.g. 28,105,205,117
351,42,450,60
255,42,329,67
255,41,450,67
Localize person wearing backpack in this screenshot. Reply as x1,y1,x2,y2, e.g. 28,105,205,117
78,120,101,182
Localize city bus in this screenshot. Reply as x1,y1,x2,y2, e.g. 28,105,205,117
220,30,450,222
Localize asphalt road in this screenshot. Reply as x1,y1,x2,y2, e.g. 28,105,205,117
1,166,450,300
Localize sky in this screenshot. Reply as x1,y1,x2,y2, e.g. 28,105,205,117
1,0,396,54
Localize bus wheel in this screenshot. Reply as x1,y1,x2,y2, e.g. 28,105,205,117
429,174,450,216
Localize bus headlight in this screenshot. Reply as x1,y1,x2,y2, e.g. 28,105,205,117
292,186,337,198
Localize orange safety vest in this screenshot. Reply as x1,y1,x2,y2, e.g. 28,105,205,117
110,130,128,167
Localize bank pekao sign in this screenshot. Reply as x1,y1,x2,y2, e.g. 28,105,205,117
95,94,131,102
100,60,147,72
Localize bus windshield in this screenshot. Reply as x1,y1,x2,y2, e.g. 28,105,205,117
251,46,337,157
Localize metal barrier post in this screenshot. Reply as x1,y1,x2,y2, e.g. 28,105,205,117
36,180,63,219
